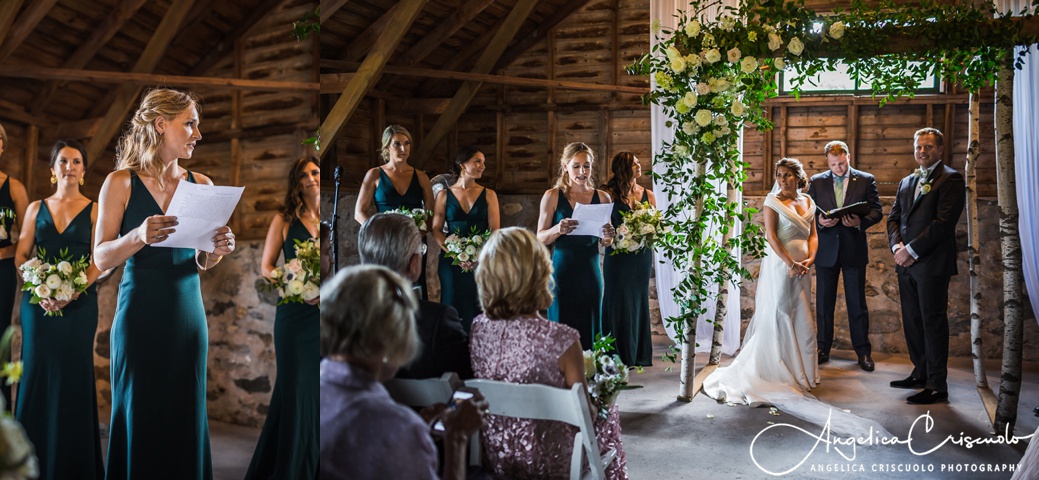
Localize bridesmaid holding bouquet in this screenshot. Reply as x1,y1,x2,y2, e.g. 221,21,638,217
0,122,28,409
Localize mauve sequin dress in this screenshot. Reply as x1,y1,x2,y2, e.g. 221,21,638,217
470,314,627,480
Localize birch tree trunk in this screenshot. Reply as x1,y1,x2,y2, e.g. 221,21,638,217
678,161,706,402
709,178,739,365
994,57,1024,436
965,93,987,388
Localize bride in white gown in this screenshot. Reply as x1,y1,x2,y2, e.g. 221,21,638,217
702,158,889,439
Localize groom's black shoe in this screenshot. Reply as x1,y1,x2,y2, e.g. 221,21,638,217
890,376,926,389
1033,406,1039,417
907,389,948,405
857,355,875,372
818,351,829,364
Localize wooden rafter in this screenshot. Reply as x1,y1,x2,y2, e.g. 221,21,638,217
188,0,292,76
29,0,150,117
1,65,319,92
396,0,496,67
414,18,503,97
493,0,593,71
85,0,200,171
317,0,428,160
168,1,219,48
338,2,403,63
0,0,26,50
320,0,350,23
414,0,540,168
320,66,648,94
0,0,58,63
0,99,50,126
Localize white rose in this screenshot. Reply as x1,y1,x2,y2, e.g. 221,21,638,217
718,125,732,136
694,109,713,127
767,32,783,51
472,235,483,245
684,53,701,70
464,244,477,256
46,274,62,290
787,36,804,56
682,121,699,136
829,21,845,39
704,48,721,64
640,224,656,234
301,281,319,302
740,56,759,74
666,46,681,62
287,280,305,296
670,56,686,73
731,99,747,117
720,15,736,31
709,77,730,93
696,82,711,95
674,144,690,156
684,19,701,37
682,91,698,108
775,57,786,70
55,283,74,302
35,284,52,299
714,115,728,127
57,261,73,275
458,252,470,262
726,47,741,63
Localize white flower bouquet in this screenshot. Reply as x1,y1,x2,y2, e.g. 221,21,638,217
19,247,90,317
443,227,491,273
266,238,320,305
583,335,639,421
611,201,667,255
0,208,14,242
387,207,430,232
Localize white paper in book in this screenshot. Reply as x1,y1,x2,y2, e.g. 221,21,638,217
154,182,245,252
570,202,614,238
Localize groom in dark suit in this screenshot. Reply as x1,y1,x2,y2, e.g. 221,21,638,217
887,128,965,405
808,141,883,372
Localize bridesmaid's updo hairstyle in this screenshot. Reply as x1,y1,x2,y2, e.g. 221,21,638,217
357,213,422,278
49,139,89,170
554,142,594,195
606,151,638,203
451,145,483,178
319,265,420,367
476,227,554,319
379,125,414,163
281,156,319,222
776,157,808,189
115,88,201,191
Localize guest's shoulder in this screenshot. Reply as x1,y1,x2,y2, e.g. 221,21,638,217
850,167,875,180
809,171,829,182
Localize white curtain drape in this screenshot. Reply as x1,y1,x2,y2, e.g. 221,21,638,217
650,0,742,354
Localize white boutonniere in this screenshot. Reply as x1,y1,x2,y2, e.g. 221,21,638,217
920,181,932,195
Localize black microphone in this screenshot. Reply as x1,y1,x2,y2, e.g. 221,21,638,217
334,165,342,183
330,165,343,275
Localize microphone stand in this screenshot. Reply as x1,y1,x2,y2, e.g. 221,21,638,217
330,165,342,276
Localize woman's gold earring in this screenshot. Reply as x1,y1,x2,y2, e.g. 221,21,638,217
50,173,57,185
79,176,85,186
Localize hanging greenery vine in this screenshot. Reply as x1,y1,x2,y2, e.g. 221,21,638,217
628,0,1037,364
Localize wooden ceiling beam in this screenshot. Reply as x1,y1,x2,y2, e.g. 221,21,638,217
0,0,58,63
317,0,428,160
493,0,592,71
320,0,350,24
169,1,219,48
320,65,648,94
339,2,404,63
413,0,541,168
85,0,200,171
0,98,51,126
2,65,319,92
188,0,292,76
30,0,150,117
413,16,502,97
395,0,496,67
0,0,26,50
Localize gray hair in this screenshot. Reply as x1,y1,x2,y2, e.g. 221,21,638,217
357,213,421,276
319,265,420,366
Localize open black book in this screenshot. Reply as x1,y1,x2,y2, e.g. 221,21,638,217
820,201,870,219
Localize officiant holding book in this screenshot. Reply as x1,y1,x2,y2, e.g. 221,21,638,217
807,141,883,372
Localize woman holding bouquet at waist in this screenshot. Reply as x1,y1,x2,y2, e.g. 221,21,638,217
0,122,29,409
94,88,236,480
601,152,657,367
246,155,320,479
354,125,434,299
15,139,104,480
536,142,615,350
431,146,500,331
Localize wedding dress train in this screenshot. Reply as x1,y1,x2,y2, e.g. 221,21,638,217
702,193,890,439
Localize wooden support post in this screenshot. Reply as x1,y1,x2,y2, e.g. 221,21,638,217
413,0,540,168
779,106,788,159
317,0,427,160
847,104,858,160
943,103,954,166
762,107,773,191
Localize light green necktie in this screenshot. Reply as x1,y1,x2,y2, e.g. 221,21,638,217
835,175,845,208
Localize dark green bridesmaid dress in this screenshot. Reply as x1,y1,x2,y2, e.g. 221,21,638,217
107,171,212,480
373,168,428,300
437,188,488,332
0,178,17,408
602,190,654,366
16,201,103,480
245,219,319,479
547,190,603,350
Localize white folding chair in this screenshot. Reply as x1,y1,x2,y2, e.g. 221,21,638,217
465,379,617,480
383,372,462,407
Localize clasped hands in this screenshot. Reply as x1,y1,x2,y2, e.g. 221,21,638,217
39,292,81,313
788,260,811,278
421,388,489,441
818,214,860,228
892,244,916,267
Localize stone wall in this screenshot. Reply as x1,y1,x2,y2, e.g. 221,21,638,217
13,240,280,428
327,190,1038,361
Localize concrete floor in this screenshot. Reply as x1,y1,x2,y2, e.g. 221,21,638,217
617,335,1039,479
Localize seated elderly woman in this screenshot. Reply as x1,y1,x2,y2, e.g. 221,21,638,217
469,227,628,479
319,265,485,480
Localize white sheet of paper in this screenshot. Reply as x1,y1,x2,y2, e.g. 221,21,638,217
155,182,245,252
570,202,613,238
